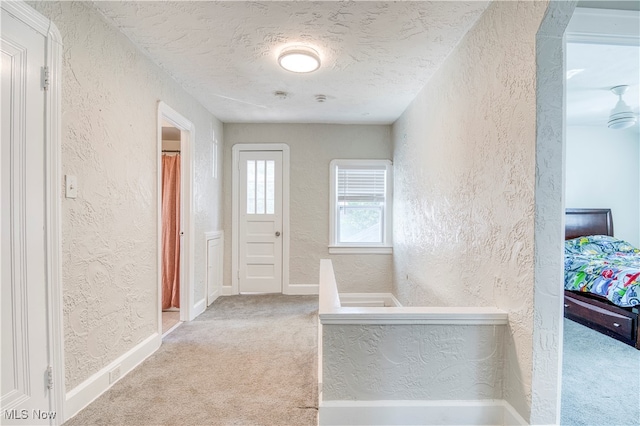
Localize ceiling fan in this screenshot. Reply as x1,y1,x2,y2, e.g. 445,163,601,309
607,85,638,130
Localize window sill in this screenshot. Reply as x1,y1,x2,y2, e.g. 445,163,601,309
328,246,393,255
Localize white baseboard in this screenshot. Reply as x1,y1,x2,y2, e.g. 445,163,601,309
388,293,402,307
285,284,319,295
319,399,527,426
220,284,319,296
339,292,402,307
193,297,206,318
503,401,528,425
207,290,220,306
64,333,161,422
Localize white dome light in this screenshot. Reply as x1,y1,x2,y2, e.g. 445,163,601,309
278,46,321,73
608,85,638,130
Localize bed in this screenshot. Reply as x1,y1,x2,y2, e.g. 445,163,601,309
564,208,640,349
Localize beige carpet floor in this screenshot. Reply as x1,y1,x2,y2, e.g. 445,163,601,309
65,295,319,426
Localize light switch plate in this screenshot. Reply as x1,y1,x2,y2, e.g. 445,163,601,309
65,175,77,199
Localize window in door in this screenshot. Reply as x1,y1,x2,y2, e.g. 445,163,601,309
246,159,276,215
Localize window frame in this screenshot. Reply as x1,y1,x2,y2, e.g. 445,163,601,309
329,159,393,254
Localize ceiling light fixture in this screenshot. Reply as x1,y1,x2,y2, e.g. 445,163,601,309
278,46,321,73
608,85,637,130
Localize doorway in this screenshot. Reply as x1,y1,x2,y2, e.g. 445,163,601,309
238,150,283,293
533,2,639,423
157,102,194,336
160,123,182,334
561,6,640,425
232,144,290,295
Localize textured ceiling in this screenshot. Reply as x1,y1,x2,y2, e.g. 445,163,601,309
92,1,489,124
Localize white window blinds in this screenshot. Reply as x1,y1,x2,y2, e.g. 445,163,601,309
337,165,386,203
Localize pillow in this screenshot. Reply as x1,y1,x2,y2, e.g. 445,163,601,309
565,235,639,256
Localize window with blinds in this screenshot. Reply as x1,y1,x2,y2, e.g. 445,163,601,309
337,166,386,203
330,160,392,249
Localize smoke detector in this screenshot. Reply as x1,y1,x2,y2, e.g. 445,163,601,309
274,91,288,100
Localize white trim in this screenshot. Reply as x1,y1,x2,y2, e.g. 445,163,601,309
504,401,529,426
221,286,234,296
285,284,319,295
205,230,223,240
319,259,507,325
319,259,341,312
318,399,527,426
318,320,324,398
339,293,402,307
320,308,509,325
157,102,197,328
205,230,223,306
64,333,161,422
328,246,392,255
2,1,65,422
231,143,290,295
2,1,51,35
329,159,393,250
44,10,65,425
193,298,206,317
566,7,640,45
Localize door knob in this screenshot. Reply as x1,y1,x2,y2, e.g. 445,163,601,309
275,231,281,237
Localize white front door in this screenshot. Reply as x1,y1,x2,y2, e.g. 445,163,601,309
1,9,54,424
238,151,283,293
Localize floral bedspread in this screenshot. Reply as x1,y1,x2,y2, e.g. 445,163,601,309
565,235,640,308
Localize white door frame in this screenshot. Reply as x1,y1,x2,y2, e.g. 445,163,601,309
232,144,290,295
1,1,64,422
157,102,195,325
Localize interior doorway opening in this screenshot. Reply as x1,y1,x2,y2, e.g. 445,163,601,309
157,102,195,338
161,122,182,335
560,6,640,425
532,2,638,423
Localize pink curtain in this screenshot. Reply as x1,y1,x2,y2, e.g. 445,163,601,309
162,154,181,309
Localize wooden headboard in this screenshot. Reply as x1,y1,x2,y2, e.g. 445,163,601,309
565,208,613,240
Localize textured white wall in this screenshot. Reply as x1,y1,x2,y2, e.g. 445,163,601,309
29,1,223,391
223,124,392,292
566,126,640,246
322,324,505,401
391,1,549,421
